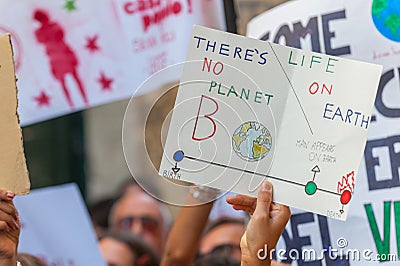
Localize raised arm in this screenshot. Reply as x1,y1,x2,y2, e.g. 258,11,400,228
161,186,220,266
227,181,290,266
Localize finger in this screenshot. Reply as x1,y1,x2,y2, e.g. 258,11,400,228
253,181,273,219
0,190,15,201
0,201,17,218
271,203,291,230
226,194,256,207
231,204,255,215
0,221,10,232
0,211,18,231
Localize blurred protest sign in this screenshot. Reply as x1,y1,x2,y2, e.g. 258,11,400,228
0,33,30,194
159,26,381,221
0,0,226,126
247,0,400,264
14,183,106,266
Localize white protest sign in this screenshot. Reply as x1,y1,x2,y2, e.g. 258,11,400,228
14,183,106,266
159,25,382,221
0,0,225,126
247,0,400,264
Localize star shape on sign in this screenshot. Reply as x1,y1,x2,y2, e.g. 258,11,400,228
97,72,114,91
64,0,77,12
34,91,51,107
85,35,100,53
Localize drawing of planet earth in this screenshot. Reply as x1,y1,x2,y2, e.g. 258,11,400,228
372,0,400,42
232,121,272,161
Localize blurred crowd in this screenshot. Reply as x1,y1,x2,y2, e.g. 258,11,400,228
0,178,291,266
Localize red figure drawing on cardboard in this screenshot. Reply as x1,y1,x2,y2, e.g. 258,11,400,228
33,9,88,108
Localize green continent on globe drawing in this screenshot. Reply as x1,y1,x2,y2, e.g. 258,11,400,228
372,0,400,42
385,13,400,37
232,122,252,150
252,134,272,159
372,0,388,18
232,122,272,161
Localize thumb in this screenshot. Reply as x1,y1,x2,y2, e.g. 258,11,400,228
253,181,273,218
270,203,291,233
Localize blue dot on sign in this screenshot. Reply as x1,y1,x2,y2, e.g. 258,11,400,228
173,150,184,162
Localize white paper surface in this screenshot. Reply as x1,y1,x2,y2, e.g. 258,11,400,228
159,25,382,221
14,183,106,266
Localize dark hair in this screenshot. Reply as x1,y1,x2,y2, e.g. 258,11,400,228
99,230,160,266
203,217,246,236
88,197,116,229
17,253,48,266
194,253,240,266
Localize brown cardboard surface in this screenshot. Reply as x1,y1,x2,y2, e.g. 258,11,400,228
0,33,30,194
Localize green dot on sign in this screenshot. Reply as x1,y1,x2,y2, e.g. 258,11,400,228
305,181,317,195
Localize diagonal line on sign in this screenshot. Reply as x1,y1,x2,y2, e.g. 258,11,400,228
267,42,314,135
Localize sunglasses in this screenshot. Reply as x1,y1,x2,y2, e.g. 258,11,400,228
116,215,160,233
209,243,240,256
197,243,241,259
194,244,241,265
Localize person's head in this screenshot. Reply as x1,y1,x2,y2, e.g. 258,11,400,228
109,191,171,254
88,197,116,238
98,231,159,266
199,217,246,261
17,253,48,266
117,178,143,195
117,177,161,197
194,253,240,266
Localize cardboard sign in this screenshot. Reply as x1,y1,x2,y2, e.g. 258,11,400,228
14,183,106,266
159,26,382,221
0,33,30,194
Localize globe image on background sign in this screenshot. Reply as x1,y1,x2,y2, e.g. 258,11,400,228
372,0,400,42
232,121,272,161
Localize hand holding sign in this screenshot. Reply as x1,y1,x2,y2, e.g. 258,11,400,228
237,181,290,265
0,189,20,266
